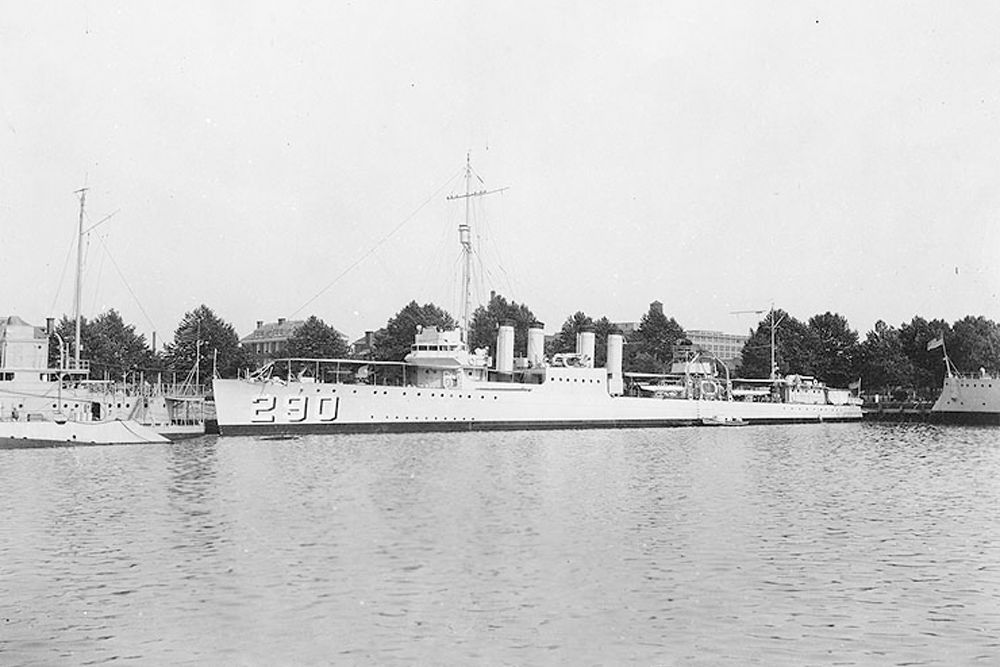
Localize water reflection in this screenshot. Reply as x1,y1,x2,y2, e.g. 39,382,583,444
1,424,999,665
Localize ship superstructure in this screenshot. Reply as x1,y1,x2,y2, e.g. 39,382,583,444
213,322,861,435
213,158,862,435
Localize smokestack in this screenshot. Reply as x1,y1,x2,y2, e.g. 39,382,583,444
496,320,515,376
607,332,624,395
527,322,545,367
576,328,595,367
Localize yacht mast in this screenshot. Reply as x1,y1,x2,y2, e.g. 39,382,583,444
73,187,88,367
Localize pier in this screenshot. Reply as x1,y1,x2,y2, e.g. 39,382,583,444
862,401,934,422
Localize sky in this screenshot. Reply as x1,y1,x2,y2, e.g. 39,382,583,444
2,1,998,348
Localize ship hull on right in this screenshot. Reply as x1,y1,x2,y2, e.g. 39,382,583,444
930,375,1000,425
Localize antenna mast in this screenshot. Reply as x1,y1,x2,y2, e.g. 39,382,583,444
446,153,507,344
731,301,784,380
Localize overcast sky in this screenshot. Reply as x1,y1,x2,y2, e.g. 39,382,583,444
3,1,998,346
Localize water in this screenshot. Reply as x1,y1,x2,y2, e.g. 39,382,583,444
2,423,998,666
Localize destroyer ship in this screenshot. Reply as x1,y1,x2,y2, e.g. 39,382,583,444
212,158,862,435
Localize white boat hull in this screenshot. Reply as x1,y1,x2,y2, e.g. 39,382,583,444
0,419,170,447
213,375,862,436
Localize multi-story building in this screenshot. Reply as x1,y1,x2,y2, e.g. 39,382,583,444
614,301,749,371
240,318,304,358
685,329,749,371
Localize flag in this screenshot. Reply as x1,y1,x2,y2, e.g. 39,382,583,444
926,336,944,351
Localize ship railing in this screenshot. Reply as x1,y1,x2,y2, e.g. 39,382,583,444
949,370,998,381
50,358,90,373
250,357,412,386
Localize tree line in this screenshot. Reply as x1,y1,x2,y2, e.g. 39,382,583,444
53,298,998,398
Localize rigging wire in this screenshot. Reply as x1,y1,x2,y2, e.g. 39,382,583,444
93,232,160,335
470,192,518,306
404,190,457,310
89,233,107,316
289,166,466,319
483,192,518,301
48,223,78,317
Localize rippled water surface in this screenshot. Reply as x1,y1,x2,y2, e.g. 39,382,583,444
2,423,999,665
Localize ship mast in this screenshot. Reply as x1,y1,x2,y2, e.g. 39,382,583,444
70,187,119,368
73,187,88,367
460,155,473,336
446,153,507,344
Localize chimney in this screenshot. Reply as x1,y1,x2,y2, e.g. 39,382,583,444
256,320,264,330
496,320,515,376
606,332,624,395
46,317,54,335
365,331,374,347
527,322,545,367
576,328,595,367
278,318,286,325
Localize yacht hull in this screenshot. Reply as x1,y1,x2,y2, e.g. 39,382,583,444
0,419,170,448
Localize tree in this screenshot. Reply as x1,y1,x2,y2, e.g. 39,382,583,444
164,305,248,381
948,316,1000,375
627,302,685,373
285,316,350,359
898,316,952,397
860,320,915,396
49,310,155,380
550,311,592,356
373,301,456,362
807,312,860,387
468,294,537,359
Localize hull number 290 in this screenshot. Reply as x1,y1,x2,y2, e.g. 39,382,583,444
251,395,340,423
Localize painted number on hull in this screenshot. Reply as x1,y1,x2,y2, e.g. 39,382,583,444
251,395,340,423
